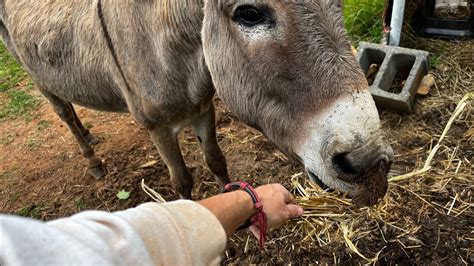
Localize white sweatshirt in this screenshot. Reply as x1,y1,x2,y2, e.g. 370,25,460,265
0,201,227,266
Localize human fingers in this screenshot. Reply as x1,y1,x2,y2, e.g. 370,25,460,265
283,187,294,203
272,183,294,203
286,204,304,218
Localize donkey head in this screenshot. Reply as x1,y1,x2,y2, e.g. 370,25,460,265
202,0,393,206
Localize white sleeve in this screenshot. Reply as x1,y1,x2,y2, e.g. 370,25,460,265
0,200,227,266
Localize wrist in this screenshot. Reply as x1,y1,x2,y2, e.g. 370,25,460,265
235,190,258,219
222,182,268,249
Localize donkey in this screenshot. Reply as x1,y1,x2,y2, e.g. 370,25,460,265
0,0,394,206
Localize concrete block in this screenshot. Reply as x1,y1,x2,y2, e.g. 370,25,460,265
434,0,471,19
357,42,430,113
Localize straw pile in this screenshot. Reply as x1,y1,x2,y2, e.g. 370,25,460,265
291,173,386,262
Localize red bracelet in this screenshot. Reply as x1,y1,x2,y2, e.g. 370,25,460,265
222,182,267,249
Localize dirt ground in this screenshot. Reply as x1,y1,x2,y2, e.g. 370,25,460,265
1,39,473,264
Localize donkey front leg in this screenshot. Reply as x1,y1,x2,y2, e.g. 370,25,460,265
192,104,230,187
149,127,194,199
40,90,106,178
69,102,100,146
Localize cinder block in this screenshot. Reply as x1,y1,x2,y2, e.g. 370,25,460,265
357,42,430,113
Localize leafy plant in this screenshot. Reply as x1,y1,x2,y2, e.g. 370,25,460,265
117,190,131,200
74,197,86,210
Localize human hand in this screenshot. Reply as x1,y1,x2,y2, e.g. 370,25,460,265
249,184,303,239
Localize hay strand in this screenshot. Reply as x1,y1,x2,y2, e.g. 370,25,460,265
291,176,383,262
141,179,167,203
341,222,382,263
389,93,472,182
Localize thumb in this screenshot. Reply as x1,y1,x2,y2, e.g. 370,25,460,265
287,204,304,218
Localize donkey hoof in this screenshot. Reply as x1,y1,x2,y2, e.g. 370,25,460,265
84,133,100,146
89,165,107,179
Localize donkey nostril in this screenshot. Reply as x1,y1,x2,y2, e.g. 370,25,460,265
333,153,358,175
380,154,390,164
377,153,393,169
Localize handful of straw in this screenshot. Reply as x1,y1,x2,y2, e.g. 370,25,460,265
291,173,383,262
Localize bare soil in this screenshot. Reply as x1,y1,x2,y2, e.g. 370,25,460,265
1,41,473,264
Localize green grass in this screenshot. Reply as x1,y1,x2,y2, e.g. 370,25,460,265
0,44,27,92
343,0,386,44
23,137,39,149
17,203,47,219
74,196,86,211
0,43,38,120
37,120,51,131
0,167,17,182
0,133,15,145
0,90,39,120
82,121,93,130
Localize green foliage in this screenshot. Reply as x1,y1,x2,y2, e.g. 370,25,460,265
0,167,16,181
37,120,52,131
117,190,131,200
0,90,39,119
0,43,27,92
0,43,38,120
23,137,39,149
0,133,15,145
82,121,93,130
343,0,386,44
17,204,46,219
74,197,86,211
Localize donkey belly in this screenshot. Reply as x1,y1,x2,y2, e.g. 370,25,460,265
33,66,129,113
14,49,129,113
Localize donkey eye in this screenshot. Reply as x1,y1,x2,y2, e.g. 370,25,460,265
234,6,265,27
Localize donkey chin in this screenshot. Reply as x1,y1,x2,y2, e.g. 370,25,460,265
297,90,394,206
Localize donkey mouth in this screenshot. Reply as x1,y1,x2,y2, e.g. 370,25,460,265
307,170,387,206
307,171,331,191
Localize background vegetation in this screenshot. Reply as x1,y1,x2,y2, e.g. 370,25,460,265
0,44,37,120
343,0,386,44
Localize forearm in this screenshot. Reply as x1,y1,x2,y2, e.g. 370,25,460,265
199,190,256,236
